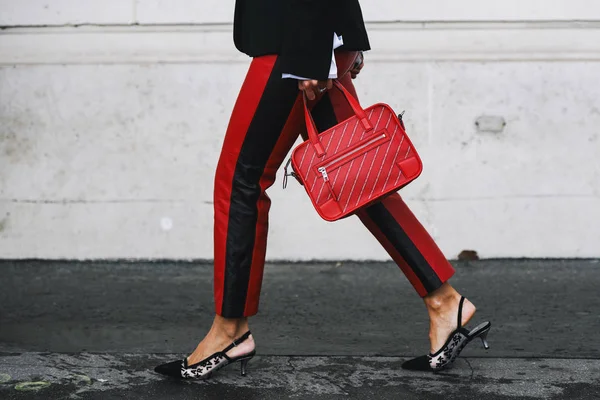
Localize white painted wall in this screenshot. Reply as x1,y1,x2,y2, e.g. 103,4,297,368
1,1,599,260
2,0,600,25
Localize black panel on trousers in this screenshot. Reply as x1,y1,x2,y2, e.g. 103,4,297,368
222,58,300,318
364,202,443,293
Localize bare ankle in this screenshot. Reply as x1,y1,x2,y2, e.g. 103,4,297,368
212,315,249,339
424,283,460,312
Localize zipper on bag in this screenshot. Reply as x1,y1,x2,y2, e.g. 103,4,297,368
316,131,389,179
318,166,339,201
318,167,329,181
315,130,391,202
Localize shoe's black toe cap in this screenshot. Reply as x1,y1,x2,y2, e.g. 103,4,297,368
401,355,432,372
154,360,183,378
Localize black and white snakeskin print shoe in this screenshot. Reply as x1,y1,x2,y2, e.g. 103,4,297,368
154,331,255,379
401,297,491,372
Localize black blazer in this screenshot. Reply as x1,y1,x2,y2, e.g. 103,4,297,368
233,0,371,80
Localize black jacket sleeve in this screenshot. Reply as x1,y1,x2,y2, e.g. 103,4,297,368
279,0,334,80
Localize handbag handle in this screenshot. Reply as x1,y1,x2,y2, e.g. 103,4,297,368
303,80,373,158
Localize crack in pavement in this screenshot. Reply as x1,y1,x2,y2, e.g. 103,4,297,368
464,358,475,381
312,370,349,396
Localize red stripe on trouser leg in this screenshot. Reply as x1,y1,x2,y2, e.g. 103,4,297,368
243,95,304,316
213,56,278,315
377,194,455,287
328,71,455,296
355,207,430,296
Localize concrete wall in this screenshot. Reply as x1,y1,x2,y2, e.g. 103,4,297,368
1,1,599,260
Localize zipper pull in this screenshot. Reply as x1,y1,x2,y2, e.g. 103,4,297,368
318,167,329,182
283,158,292,189
398,110,406,130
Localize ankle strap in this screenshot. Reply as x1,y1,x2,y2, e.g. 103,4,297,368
457,297,466,328
222,331,252,353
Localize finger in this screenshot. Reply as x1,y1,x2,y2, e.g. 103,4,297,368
299,80,316,100
299,80,315,89
314,80,329,95
301,80,316,90
351,64,364,75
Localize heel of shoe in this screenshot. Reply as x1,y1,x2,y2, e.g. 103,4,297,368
240,358,251,377
479,329,490,350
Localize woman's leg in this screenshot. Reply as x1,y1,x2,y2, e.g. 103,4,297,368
313,71,476,353
188,55,305,364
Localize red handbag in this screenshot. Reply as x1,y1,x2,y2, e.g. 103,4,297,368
285,80,423,221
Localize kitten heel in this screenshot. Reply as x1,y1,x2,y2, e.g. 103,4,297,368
401,297,491,372
154,331,256,380
240,357,251,376
479,328,491,350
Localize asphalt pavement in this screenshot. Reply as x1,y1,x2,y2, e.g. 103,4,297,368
1,259,599,399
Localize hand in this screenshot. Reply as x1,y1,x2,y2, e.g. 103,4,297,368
350,52,364,79
298,79,333,101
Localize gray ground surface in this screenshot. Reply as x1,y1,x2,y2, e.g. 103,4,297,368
1,259,600,399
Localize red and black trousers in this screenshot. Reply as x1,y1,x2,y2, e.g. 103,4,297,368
214,53,455,318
